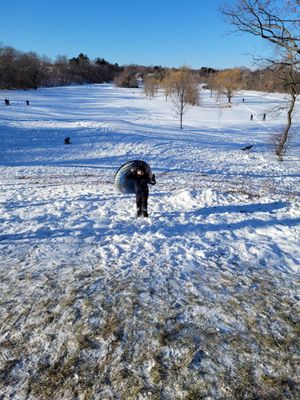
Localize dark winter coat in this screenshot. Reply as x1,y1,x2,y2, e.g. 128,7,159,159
127,167,156,217
127,169,156,189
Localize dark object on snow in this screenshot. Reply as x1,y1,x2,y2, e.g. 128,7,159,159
64,137,71,144
5,99,9,106
114,160,156,217
262,113,266,121
242,98,245,103
26,100,29,106
241,144,253,151
250,114,253,121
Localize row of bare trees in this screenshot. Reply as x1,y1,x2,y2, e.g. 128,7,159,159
206,64,300,106
142,56,299,159
0,46,121,89
176,1,299,159
0,47,47,90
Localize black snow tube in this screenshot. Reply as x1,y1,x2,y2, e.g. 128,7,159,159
114,160,153,194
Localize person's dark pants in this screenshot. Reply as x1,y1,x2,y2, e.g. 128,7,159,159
134,181,149,217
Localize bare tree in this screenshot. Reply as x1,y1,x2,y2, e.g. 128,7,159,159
161,71,175,101
214,68,242,104
186,74,200,106
0,46,19,89
170,67,199,129
144,75,159,98
222,0,300,54
114,67,139,88
221,0,300,159
271,52,299,159
17,52,46,89
53,55,72,85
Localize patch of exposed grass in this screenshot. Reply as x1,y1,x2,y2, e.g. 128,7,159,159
0,263,299,399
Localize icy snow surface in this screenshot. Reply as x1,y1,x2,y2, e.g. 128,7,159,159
0,84,299,399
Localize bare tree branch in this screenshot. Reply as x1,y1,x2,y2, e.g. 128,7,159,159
221,0,300,160
221,0,300,55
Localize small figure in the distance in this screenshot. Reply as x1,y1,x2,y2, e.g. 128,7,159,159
26,100,30,106
64,137,71,144
250,114,253,121
5,99,9,106
262,113,266,121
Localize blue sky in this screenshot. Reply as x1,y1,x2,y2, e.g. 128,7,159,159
1,0,270,69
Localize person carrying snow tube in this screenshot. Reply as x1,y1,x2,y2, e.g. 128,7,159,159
114,160,156,217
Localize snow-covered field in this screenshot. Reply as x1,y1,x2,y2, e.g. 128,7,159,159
0,84,299,399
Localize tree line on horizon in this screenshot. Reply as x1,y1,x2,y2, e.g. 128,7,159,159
0,46,121,90
0,44,298,97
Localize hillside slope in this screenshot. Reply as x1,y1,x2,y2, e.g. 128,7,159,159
0,84,299,399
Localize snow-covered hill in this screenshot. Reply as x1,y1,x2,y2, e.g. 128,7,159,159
0,84,299,399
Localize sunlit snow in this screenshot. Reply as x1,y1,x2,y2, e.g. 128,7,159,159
0,84,299,399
